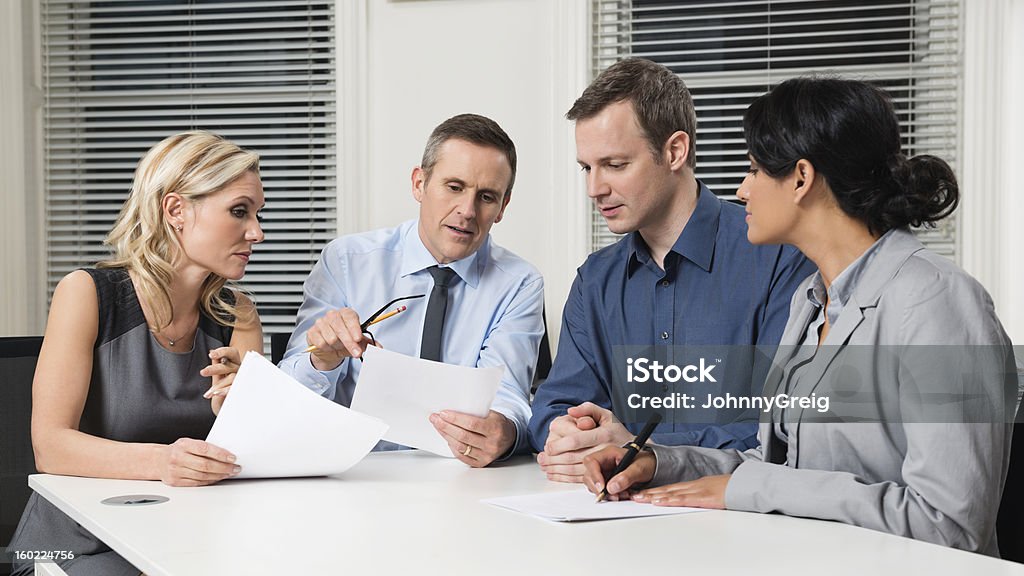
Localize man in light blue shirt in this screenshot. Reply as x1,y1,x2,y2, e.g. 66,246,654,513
279,114,544,467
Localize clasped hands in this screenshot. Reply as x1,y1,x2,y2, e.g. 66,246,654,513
541,402,729,509
537,402,634,482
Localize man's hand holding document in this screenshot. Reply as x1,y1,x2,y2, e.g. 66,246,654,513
350,346,503,458
206,352,388,478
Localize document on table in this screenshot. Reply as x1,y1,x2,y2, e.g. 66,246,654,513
482,489,708,522
350,346,503,457
206,352,388,479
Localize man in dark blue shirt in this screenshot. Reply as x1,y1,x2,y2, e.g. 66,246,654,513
529,58,815,483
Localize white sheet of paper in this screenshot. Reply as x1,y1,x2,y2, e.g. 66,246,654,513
350,346,503,457
206,352,388,478
482,489,708,522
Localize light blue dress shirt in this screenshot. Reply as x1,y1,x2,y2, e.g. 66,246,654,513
278,219,545,456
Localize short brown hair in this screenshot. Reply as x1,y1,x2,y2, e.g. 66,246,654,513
420,113,517,197
567,58,697,169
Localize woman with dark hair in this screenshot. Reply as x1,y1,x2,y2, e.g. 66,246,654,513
582,77,1015,556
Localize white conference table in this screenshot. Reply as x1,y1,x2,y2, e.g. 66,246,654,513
30,451,1024,576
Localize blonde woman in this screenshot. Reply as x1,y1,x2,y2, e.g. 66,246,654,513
9,131,265,575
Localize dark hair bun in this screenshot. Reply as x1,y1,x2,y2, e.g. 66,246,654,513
743,78,959,235
880,154,958,230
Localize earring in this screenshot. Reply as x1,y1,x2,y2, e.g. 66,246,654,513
176,224,183,232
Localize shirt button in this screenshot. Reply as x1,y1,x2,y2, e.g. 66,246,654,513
660,280,670,287
661,331,669,340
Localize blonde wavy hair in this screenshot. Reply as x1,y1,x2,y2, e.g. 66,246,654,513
99,131,260,330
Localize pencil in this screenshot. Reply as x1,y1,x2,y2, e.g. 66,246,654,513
304,305,408,353
368,305,406,325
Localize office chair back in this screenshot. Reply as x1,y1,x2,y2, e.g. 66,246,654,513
270,332,291,365
531,308,553,395
999,419,1024,562
998,351,1024,563
0,336,43,552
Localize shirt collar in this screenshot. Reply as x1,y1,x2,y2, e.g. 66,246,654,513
399,218,485,288
628,180,720,275
804,228,893,325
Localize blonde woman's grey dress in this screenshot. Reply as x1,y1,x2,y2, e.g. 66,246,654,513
8,268,234,576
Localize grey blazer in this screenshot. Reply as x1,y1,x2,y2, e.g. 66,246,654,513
650,228,1015,556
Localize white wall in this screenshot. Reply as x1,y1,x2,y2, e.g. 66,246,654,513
340,0,592,345
961,0,1024,345
0,0,44,336
1002,2,1024,346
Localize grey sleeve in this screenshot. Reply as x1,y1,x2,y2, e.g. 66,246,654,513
649,443,753,485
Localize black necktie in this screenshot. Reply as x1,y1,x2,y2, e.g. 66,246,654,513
420,266,457,362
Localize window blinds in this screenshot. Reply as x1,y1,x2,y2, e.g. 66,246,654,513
42,0,337,339
589,0,960,258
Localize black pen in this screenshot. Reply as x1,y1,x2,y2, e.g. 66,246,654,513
596,411,662,502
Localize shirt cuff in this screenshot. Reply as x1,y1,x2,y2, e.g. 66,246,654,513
290,353,345,397
650,444,671,486
491,407,528,461
649,443,700,487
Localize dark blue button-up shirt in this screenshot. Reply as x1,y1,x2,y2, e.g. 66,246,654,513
529,182,816,451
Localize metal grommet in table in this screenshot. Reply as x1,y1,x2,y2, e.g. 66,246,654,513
101,494,169,507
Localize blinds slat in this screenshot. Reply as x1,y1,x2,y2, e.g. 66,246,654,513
45,139,337,150
605,1,957,18
46,53,334,70
47,169,336,182
618,48,954,68
46,42,335,58
46,9,333,27
665,64,960,89
46,106,337,119
44,30,334,47
56,1,330,14
46,63,337,81
46,117,338,129
48,73,335,89
44,94,335,107
603,14,953,39
603,25,954,48
48,183,337,193
44,85,336,100
47,157,339,167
